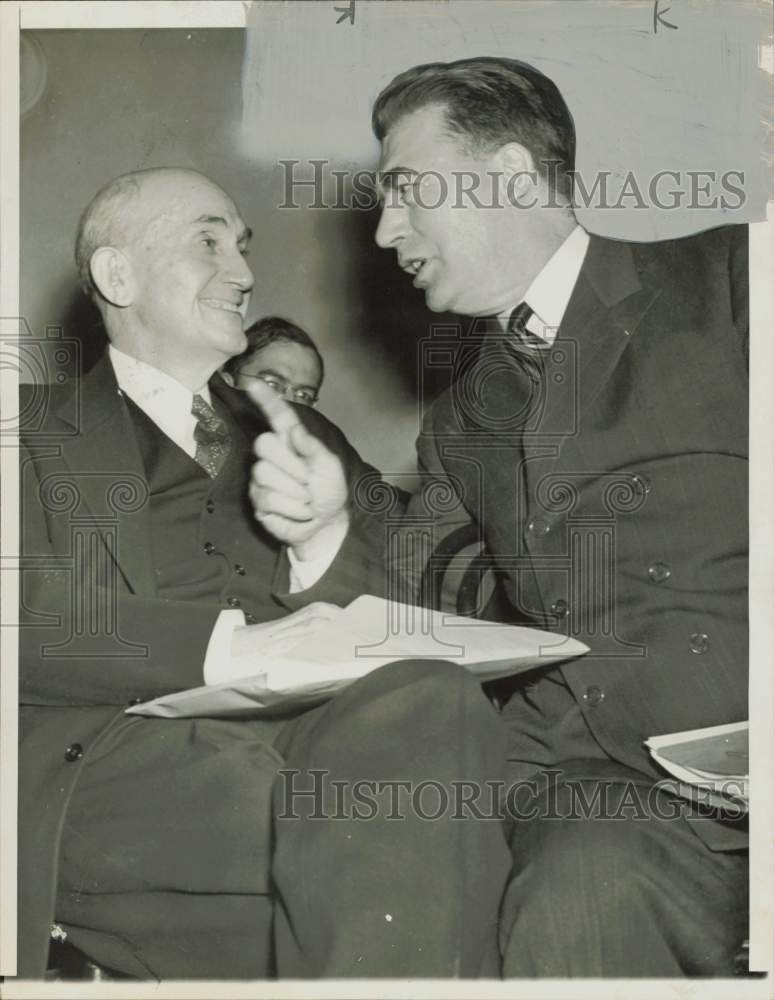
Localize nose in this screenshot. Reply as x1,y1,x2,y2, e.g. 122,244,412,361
225,247,254,294
374,201,407,249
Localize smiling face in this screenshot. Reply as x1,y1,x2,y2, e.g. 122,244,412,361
121,171,253,379
375,104,540,316
234,339,323,405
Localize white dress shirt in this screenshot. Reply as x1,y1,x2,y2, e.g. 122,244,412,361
109,345,214,457
497,224,590,343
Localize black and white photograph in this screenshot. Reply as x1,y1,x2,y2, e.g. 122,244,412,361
1,0,772,995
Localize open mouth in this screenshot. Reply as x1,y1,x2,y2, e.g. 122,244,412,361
401,258,433,285
402,257,426,276
200,298,242,315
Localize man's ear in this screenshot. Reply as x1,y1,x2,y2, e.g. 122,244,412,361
491,142,538,202
89,246,135,307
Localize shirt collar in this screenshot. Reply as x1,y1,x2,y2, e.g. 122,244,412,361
497,224,590,341
108,345,212,457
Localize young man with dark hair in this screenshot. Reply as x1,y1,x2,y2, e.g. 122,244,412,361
223,315,324,406
251,57,749,977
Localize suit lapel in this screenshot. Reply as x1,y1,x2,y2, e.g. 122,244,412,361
522,236,662,498
433,319,537,556
54,353,155,597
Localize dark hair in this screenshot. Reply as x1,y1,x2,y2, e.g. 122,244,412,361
372,57,576,199
224,316,324,383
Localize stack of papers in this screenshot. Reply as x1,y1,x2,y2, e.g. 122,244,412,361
646,721,748,805
128,595,588,719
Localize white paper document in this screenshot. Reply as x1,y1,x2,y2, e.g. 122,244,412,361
128,596,589,719
646,721,749,803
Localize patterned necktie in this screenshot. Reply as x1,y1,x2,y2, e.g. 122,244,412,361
507,302,546,379
191,394,231,478
507,302,546,351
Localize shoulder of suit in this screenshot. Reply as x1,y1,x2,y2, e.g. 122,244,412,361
593,224,747,292
606,223,746,266
297,404,365,465
18,377,77,440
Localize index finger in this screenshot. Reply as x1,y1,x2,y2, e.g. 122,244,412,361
246,379,303,438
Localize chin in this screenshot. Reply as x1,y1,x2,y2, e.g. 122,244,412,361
225,329,248,354
423,287,453,314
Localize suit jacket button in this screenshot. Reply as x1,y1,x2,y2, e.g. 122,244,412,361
648,561,671,584
550,598,569,617
227,596,241,608
583,686,604,707
244,613,258,624
234,564,246,576
689,632,710,654
64,743,84,762
203,541,215,555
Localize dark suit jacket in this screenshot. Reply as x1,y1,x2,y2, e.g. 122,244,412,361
17,352,391,976
386,225,749,847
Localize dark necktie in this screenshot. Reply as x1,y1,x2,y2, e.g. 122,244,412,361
192,393,231,478
507,302,547,351
507,302,546,378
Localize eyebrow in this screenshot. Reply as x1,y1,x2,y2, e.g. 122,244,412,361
376,168,416,198
194,215,253,243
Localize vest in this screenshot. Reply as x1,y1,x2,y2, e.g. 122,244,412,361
124,395,286,625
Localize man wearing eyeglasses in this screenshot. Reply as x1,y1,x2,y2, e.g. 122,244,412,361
223,315,324,407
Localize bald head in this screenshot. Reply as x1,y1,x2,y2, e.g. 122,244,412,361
74,167,238,301
73,167,254,390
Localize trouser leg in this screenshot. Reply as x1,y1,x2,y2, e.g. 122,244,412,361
271,659,513,978
499,763,749,977
56,715,288,979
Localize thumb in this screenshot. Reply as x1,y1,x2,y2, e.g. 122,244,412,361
246,379,301,439
288,421,329,461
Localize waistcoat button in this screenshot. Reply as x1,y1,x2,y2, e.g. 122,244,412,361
64,743,84,762
582,686,604,707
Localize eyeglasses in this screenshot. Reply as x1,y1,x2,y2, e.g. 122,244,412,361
238,372,319,407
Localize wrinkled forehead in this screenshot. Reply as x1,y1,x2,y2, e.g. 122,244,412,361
133,173,247,246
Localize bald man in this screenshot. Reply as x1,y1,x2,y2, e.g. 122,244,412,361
18,168,511,980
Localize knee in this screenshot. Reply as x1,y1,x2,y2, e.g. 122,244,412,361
364,658,500,732
510,812,663,915
282,658,505,774
377,656,483,698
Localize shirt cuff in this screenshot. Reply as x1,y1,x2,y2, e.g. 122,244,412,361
287,519,350,592
203,609,246,685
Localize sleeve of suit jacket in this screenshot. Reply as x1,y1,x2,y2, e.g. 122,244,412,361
277,403,477,613
19,408,403,707
19,438,225,706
